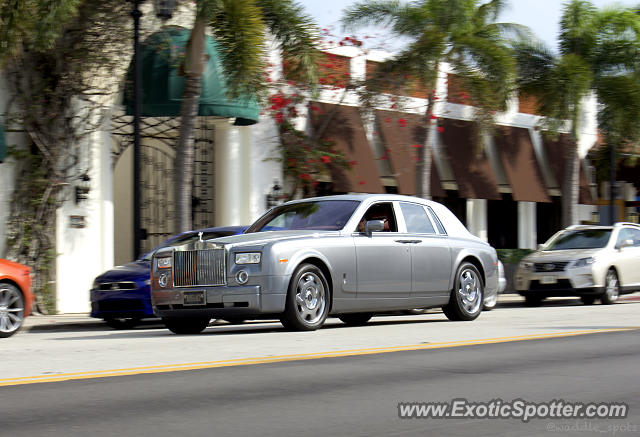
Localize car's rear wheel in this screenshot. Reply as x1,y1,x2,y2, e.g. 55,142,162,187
163,317,210,334
281,263,329,331
0,283,25,338
601,269,620,305
524,295,544,306
338,313,373,326
104,317,141,330
443,262,483,321
580,296,596,305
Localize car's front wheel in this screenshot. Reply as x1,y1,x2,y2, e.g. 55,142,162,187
443,262,484,321
163,317,210,334
0,283,25,338
281,263,330,331
601,269,620,305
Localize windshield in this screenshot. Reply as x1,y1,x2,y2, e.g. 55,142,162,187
247,200,360,233
141,230,240,261
544,229,612,251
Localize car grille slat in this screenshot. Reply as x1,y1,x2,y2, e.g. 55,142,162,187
174,249,226,287
533,262,569,272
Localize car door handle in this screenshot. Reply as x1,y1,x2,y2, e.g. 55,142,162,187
395,240,422,244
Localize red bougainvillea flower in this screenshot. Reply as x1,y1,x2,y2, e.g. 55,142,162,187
321,155,331,163
429,114,438,120
300,173,311,180
398,118,407,127
310,105,320,112
437,126,444,133
275,112,284,124
411,144,422,148
348,160,358,166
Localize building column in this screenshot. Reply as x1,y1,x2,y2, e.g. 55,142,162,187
466,199,488,242
215,121,251,226
518,201,536,249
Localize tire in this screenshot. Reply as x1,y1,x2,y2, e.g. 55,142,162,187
601,269,620,305
223,317,246,325
580,296,596,305
338,313,373,326
163,317,210,334
280,263,330,331
0,283,25,338
104,317,141,330
442,262,484,321
524,295,544,307
483,292,498,311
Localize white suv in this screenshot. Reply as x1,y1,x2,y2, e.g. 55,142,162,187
515,223,640,306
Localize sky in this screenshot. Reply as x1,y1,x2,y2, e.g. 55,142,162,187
299,0,638,52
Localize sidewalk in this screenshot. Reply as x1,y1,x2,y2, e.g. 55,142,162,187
19,293,640,333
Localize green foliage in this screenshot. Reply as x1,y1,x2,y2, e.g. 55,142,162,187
496,248,534,264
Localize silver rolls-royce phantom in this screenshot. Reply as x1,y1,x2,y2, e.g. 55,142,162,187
151,194,499,333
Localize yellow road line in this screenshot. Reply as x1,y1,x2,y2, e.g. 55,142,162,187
2,327,637,387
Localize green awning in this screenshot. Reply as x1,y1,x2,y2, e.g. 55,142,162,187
0,124,6,163
124,26,259,126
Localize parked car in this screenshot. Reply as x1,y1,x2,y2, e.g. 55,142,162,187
90,226,246,329
0,259,34,338
151,194,500,334
515,222,640,306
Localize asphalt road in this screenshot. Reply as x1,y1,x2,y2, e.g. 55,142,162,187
2,299,640,436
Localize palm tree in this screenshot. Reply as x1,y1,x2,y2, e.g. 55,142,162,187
342,0,521,198
514,0,640,226
174,0,319,232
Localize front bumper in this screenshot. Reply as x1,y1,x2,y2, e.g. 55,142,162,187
151,276,289,319
90,288,154,319
514,266,604,297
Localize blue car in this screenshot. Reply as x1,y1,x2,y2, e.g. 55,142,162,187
90,226,246,329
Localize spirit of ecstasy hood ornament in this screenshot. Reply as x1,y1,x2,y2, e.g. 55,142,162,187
198,231,204,243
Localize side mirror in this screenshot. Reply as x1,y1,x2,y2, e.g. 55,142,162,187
617,239,634,250
364,219,385,236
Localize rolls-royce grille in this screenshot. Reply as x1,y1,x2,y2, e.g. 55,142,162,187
173,249,226,287
534,262,569,272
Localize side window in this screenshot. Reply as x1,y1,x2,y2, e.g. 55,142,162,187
357,202,398,232
427,206,447,235
619,228,640,246
400,202,435,234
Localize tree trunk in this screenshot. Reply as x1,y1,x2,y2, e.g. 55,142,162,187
174,18,207,234
562,134,580,228
415,88,436,199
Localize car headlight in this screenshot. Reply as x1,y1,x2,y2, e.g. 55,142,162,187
571,257,595,268
235,252,261,264
519,260,533,270
156,256,172,269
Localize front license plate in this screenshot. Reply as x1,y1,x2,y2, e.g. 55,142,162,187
540,276,557,284
183,291,206,306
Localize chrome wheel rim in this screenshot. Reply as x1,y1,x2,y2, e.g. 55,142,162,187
458,268,482,314
605,271,619,301
0,286,24,334
295,272,326,324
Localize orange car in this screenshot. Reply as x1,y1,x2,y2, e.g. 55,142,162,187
0,258,34,337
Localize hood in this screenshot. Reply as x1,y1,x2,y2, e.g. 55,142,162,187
96,260,150,283
525,248,602,263
212,230,339,246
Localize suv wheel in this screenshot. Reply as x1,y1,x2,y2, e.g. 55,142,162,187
601,269,620,305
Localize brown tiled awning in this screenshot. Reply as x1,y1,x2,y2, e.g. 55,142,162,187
440,118,501,200
493,126,550,203
309,102,384,193
542,134,594,204
375,110,445,197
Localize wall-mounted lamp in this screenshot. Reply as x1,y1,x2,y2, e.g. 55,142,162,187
266,179,282,209
153,0,177,20
591,209,600,224
75,173,91,204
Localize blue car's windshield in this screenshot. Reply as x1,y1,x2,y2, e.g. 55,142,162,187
140,230,239,261
544,229,612,250
247,200,360,233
